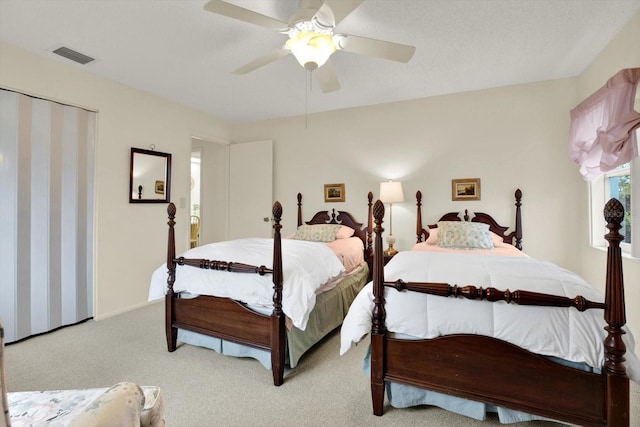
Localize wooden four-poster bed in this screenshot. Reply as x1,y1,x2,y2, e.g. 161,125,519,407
154,192,373,386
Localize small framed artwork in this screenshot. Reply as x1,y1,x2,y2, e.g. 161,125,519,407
452,178,480,201
154,180,165,195
324,183,345,202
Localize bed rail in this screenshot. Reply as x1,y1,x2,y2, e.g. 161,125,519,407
173,258,273,275
382,279,606,311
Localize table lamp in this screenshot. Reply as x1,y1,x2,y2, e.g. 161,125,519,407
379,180,404,256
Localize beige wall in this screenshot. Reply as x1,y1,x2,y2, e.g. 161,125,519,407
0,41,232,319
575,12,640,353
232,79,582,269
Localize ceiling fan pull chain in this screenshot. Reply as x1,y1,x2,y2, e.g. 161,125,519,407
305,70,311,129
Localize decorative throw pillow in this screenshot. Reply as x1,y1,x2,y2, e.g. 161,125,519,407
428,227,505,247
436,221,494,249
336,225,355,239
425,228,438,244
293,224,343,242
67,382,145,427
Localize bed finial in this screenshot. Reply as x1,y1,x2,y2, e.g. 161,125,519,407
373,200,385,224
272,201,283,223
297,193,303,227
463,209,469,222
604,198,624,228
167,202,176,219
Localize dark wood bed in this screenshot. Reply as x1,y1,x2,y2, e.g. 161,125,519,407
369,190,629,426
164,192,373,386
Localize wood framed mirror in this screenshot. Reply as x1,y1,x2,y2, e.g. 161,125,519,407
129,147,172,203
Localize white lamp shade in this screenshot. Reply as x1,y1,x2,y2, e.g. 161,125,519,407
379,181,404,203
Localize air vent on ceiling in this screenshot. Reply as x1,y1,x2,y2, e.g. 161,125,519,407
52,46,95,65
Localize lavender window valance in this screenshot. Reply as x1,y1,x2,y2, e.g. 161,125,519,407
568,68,640,181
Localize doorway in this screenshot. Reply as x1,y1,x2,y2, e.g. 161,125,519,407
191,137,229,245
190,149,201,248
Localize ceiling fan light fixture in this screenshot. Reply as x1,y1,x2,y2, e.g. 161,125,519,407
286,31,336,71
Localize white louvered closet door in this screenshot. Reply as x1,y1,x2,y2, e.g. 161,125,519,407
0,89,95,343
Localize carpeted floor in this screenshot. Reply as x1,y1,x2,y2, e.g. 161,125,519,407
4,301,639,426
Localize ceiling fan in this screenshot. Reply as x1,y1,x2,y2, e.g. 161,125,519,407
203,0,416,93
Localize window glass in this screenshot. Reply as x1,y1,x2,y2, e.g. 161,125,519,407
606,163,631,244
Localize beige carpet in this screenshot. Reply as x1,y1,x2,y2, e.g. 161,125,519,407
4,301,639,426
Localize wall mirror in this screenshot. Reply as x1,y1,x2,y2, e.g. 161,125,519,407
129,147,172,203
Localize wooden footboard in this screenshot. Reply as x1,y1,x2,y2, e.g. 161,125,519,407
383,335,605,425
370,198,629,426
165,201,286,386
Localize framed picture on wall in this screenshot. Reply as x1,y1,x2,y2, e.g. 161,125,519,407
155,180,165,195
324,183,345,202
452,178,480,201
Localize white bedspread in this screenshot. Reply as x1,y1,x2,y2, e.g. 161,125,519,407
148,238,345,330
340,251,640,382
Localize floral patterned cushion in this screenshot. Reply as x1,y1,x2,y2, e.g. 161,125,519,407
293,224,343,242
436,221,494,249
7,383,164,427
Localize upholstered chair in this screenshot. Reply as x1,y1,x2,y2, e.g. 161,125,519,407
0,320,165,427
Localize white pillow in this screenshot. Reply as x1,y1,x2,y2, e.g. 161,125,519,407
436,221,494,249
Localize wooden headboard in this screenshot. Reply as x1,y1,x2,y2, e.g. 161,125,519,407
296,192,374,256
416,189,523,250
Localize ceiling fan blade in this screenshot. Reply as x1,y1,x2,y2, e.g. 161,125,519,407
232,46,291,74
313,0,364,28
315,60,341,93
335,34,416,63
204,0,289,32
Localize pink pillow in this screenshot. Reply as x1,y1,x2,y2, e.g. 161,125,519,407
336,225,355,239
425,228,438,244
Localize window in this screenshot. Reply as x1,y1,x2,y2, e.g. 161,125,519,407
590,156,638,257
588,74,639,257
605,163,631,247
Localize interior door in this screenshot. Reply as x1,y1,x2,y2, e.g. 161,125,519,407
229,140,273,238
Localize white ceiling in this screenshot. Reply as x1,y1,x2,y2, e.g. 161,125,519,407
1,0,639,124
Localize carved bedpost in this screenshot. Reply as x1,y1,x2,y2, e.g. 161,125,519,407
271,201,286,386
514,189,523,250
371,200,386,416
367,191,373,255
602,198,629,426
416,190,424,243
297,193,303,227
165,202,177,352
